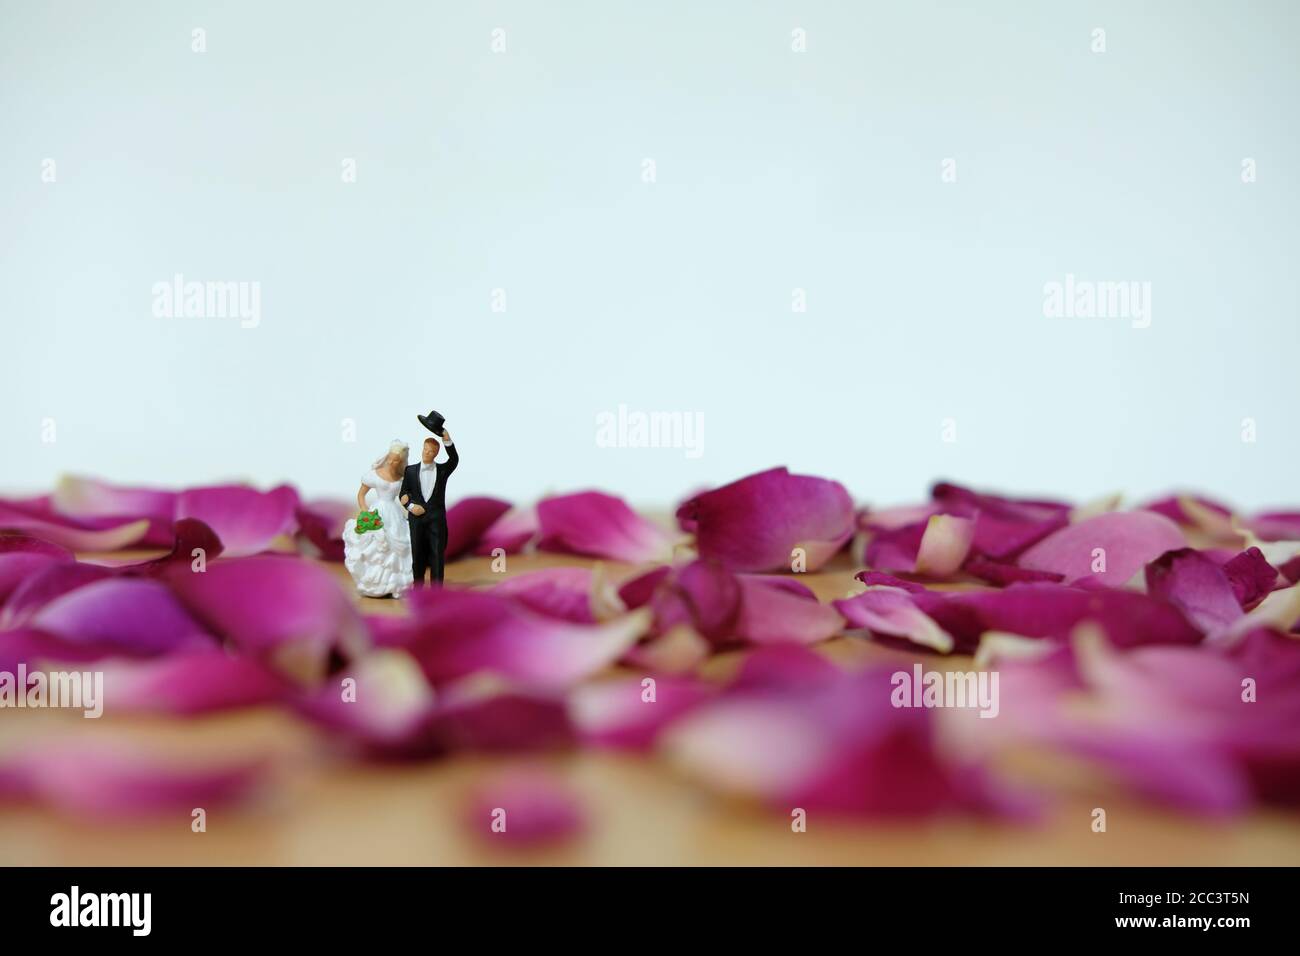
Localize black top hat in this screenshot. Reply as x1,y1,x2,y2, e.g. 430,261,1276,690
417,410,446,435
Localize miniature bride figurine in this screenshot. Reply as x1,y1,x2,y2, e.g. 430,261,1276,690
342,440,415,598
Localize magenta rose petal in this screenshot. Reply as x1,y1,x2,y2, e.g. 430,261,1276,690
0,534,74,605
1143,548,1244,637
492,567,599,623
0,560,118,630
1222,547,1280,609
942,583,1203,650
863,521,926,573
964,558,1064,587
675,468,854,573
463,768,585,847
931,482,1071,559
174,484,299,557
428,681,574,755
105,649,289,715
445,496,513,561
652,560,741,641
833,587,955,653
0,744,266,819
161,555,369,684
294,498,354,562
474,506,539,555
1018,510,1187,585
399,588,648,690
616,564,672,610
29,577,216,656
536,491,675,563
732,575,844,646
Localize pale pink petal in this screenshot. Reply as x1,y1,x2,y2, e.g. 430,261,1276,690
914,514,975,577
1018,510,1186,585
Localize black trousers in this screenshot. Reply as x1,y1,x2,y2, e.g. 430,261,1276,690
409,518,446,585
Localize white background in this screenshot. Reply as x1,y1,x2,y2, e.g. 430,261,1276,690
3,1,1297,510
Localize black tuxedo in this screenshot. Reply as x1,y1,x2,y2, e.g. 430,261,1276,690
400,441,459,585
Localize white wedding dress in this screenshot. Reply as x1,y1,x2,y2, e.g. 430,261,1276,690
342,470,414,597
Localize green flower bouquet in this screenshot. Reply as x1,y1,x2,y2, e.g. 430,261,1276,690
355,509,383,534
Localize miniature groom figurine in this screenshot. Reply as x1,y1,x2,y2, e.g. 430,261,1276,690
401,410,459,586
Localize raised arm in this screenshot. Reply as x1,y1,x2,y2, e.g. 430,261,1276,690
442,430,459,475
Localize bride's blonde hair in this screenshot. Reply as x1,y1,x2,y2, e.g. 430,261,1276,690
372,439,410,472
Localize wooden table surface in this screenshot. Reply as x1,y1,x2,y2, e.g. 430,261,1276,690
2,550,1298,866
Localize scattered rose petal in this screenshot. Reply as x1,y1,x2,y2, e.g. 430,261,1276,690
29,577,216,656
1144,548,1243,637
395,588,648,690
161,555,368,684
1018,510,1186,585
463,769,585,846
175,484,299,557
294,498,353,562
1222,547,1279,609
914,514,975,577
474,506,539,555
536,491,675,563
0,744,266,818
445,497,513,560
104,649,289,715
675,468,854,573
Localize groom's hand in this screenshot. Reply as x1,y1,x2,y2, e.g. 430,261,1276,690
442,429,451,443
410,504,426,516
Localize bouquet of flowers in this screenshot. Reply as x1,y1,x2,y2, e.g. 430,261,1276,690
354,509,383,534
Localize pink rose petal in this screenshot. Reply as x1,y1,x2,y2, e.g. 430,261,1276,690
161,555,369,684
445,496,513,560
1144,548,1243,637
294,498,354,562
0,744,266,819
29,576,216,656
175,484,299,557
536,491,674,563
1018,510,1187,585
914,514,975,578
474,506,539,555
396,588,648,690
463,769,585,846
675,468,854,573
